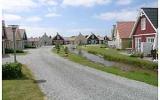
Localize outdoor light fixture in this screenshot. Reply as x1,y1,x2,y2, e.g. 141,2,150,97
8,25,19,63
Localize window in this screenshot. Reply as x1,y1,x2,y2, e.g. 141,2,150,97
141,18,146,30
147,37,154,43
57,36,60,40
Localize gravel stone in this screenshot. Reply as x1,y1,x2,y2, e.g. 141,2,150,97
2,46,158,100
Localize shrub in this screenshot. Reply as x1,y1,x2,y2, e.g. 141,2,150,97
88,51,97,55
130,52,141,57
2,63,22,79
24,45,36,49
55,44,60,53
64,47,69,54
5,48,24,54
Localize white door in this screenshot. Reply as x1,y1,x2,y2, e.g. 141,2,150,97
135,37,141,51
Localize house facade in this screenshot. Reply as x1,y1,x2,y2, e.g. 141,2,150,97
5,27,24,50
112,21,135,49
97,36,104,44
74,33,87,45
103,35,111,44
86,33,99,44
27,37,40,47
52,33,65,45
39,33,52,46
19,29,27,49
130,8,158,55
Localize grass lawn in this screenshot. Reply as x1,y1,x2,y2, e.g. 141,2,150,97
3,64,44,100
52,47,158,86
80,45,158,70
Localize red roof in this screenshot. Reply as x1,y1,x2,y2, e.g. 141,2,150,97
117,21,135,38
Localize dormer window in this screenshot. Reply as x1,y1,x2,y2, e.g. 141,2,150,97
141,17,146,30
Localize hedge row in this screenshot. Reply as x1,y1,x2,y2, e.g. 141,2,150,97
2,63,22,79
24,45,36,49
87,50,158,70
5,48,24,54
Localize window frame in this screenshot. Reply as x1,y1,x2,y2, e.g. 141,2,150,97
141,17,146,30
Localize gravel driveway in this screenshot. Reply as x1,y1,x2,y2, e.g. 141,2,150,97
2,46,158,100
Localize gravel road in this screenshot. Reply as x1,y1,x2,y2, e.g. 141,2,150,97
2,46,158,100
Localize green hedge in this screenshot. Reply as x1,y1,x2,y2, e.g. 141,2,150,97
5,48,24,53
24,45,36,49
87,49,158,70
2,63,22,79
103,55,157,70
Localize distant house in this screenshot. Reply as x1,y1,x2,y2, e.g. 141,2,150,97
86,33,99,44
52,33,65,45
39,33,52,46
112,21,135,49
2,20,7,54
97,36,104,44
19,29,27,49
130,8,158,55
68,36,76,44
5,27,24,50
74,33,87,45
27,37,40,47
103,35,111,44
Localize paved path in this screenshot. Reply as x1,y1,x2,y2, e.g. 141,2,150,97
3,46,158,100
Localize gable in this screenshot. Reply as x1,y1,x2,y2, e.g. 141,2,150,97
142,8,158,29
133,15,156,36
88,34,99,40
117,21,135,39
53,34,64,40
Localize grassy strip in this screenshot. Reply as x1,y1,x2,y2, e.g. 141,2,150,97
52,47,158,86
3,64,44,100
80,45,158,70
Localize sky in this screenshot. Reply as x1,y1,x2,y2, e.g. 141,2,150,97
2,0,158,38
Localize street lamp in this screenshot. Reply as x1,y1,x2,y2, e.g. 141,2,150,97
8,25,19,63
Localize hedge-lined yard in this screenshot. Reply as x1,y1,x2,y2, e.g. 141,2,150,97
81,45,158,70
3,63,44,100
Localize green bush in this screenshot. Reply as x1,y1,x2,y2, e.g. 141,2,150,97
88,51,97,55
5,48,24,54
64,47,69,54
24,45,36,49
2,63,22,79
130,52,141,57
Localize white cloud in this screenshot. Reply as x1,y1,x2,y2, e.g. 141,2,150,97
2,0,38,12
116,0,132,5
3,13,22,21
38,0,58,6
94,9,137,21
62,0,111,7
26,16,42,22
45,13,61,17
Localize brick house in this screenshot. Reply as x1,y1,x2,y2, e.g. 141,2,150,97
130,8,158,54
